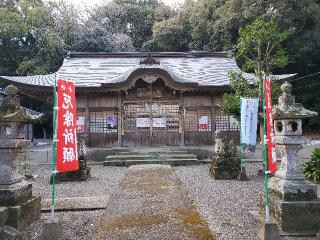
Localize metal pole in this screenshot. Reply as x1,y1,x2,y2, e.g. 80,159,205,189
51,74,58,223
261,72,270,223
240,98,243,172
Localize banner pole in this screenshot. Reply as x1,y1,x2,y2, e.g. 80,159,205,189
261,72,270,223
51,74,58,223
240,98,243,172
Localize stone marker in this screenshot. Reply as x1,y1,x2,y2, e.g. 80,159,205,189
210,131,245,180
265,82,320,235
0,85,41,238
50,133,91,183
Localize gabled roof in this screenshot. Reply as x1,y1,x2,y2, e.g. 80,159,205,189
0,52,296,88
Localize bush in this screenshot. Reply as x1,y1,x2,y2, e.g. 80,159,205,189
303,148,320,182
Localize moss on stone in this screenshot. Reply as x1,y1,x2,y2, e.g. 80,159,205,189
174,204,216,240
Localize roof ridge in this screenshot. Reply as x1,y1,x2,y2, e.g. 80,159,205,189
67,51,229,59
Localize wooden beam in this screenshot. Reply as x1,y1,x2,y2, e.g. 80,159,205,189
180,91,185,146
117,92,122,146
211,95,216,145
85,95,91,146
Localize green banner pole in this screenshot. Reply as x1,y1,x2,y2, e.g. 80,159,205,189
261,72,270,223
51,74,58,223
240,98,244,172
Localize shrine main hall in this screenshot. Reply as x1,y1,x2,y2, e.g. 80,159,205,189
0,52,294,147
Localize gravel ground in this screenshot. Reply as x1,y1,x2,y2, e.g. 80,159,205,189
30,165,126,199
174,163,265,240
25,210,106,240
23,163,319,240
24,165,126,240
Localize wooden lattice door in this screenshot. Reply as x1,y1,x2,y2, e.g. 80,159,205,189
122,101,181,146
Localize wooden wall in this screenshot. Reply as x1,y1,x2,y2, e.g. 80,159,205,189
76,91,239,147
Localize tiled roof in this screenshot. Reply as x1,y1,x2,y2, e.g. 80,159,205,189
0,52,296,87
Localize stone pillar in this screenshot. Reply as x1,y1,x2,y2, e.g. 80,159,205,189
266,82,320,235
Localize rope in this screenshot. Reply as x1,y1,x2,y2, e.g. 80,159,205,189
289,71,320,83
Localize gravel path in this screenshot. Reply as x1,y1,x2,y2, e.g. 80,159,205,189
30,165,126,199
174,164,264,240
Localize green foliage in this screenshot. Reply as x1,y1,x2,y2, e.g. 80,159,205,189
303,148,320,183
235,19,291,74
220,72,258,120
294,73,320,132
220,71,282,120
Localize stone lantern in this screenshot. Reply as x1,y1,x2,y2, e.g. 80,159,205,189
268,82,320,235
0,85,41,236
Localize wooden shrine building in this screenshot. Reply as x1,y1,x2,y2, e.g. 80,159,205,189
0,52,294,147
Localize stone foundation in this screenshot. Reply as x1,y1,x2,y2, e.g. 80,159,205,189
268,189,320,234
6,196,41,230
50,168,91,184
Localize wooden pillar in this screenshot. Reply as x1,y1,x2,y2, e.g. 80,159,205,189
85,95,91,146
211,95,216,145
117,92,122,146
180,91,185,146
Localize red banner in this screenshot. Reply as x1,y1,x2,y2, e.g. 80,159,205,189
264,78,277,173
56,79,79,173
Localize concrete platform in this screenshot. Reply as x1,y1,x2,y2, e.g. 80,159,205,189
92,164,215,240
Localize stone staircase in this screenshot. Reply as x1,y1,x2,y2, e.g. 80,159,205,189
103,149,199,167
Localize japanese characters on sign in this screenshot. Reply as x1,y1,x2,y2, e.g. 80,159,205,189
198,115,209,130
76,116,85,132
264,78,277,173
56,79,79,173
240,98,259,151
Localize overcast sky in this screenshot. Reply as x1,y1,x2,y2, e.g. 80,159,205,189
63,0,185,9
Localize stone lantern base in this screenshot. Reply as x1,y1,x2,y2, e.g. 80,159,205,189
0,140,41,232
267,177,320,235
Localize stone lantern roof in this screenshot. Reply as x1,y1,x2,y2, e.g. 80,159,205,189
0,85,43,123
273,82,318,120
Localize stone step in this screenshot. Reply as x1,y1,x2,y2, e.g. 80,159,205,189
103,159,199,167
0,207,8,228
105,155,159,161
110,150,189,156
167,154,197,160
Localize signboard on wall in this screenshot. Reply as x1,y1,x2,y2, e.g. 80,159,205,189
198,115,209,130
137,88,164,98
137,118,150,128
76,116,85,132
107,116,118,129
153,117,166,128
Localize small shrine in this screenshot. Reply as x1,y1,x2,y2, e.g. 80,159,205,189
0,85,42,238
267,82,320,235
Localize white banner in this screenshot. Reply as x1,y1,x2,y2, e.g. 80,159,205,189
240,98,259,149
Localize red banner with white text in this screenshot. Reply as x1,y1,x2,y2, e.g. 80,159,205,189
56,79,79,173
264,78,277,173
